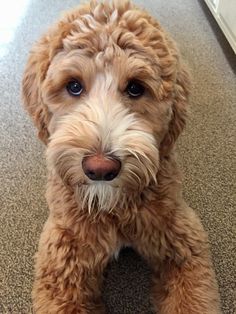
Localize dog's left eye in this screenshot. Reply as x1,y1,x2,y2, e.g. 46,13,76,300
66,80,83,96
126,80,145,98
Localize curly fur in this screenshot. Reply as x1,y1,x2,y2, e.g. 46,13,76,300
22,1,221,313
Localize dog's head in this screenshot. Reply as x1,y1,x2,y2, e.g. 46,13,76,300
22,1,190,212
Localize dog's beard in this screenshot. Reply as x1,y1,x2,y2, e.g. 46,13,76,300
75,183,126,213
47,99,160,213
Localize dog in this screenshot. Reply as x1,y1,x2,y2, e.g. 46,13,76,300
22,1,221,313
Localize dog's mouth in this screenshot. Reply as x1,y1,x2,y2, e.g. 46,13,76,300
78,180,119,189
75,180,127,213
74,160,156,213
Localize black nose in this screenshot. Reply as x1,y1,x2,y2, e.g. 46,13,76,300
82,155,121,181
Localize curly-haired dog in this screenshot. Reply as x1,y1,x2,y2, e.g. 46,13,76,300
22,1,221,313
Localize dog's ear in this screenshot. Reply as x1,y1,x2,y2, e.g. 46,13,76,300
160,62,191,155
22,21,74,144
22,36,52,144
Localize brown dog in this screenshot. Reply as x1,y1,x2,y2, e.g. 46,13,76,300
22,1,221,313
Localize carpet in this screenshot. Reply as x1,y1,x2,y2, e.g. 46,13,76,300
0,0,235,313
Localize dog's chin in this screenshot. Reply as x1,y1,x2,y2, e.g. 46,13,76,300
74,179,142,213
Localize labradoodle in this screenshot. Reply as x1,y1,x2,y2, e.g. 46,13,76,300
22,1,221,313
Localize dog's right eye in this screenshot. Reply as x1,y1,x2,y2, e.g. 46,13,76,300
126,80,145,98
66,80,83,96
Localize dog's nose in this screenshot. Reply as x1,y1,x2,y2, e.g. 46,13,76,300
82,155,121,181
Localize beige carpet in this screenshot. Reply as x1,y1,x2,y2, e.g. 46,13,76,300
0,0,235,313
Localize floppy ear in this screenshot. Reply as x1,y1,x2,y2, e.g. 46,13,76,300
22,35,52,144
22,20,75,144
160,62,191,155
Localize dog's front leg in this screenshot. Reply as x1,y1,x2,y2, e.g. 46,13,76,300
150,253,221,314
134,205,221,314
32,215,117,314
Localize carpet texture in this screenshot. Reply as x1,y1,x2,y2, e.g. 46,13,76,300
0,0,235,313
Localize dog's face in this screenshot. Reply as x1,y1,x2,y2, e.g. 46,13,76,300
22,1,190,212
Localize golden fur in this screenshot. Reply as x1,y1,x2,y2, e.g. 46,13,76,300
22,1,221,313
